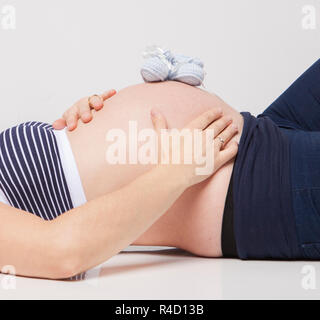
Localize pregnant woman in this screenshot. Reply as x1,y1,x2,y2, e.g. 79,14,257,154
1,58,319,280
0,83,239,280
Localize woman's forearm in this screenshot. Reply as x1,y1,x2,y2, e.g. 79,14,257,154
49,166,187,278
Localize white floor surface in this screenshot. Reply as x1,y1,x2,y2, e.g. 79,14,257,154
0,246,319,300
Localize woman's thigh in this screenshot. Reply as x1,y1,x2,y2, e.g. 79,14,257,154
289,130,320,259
260,59,320,131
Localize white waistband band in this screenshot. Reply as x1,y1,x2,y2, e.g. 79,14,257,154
0,188,9,205
53,128,87,208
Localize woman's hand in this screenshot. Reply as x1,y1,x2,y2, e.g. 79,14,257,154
52,89,116,131
151,108,239,188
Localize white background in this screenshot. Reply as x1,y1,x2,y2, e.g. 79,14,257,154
0,0,319,130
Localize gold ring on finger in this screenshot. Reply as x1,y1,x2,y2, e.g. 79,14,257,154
217,136,225,145
88,94,101,108
217,137,225,148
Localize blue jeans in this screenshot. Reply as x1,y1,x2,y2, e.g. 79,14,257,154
260,59,320,259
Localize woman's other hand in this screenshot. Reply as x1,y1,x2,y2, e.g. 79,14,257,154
151,108,239,188
52,89,117,131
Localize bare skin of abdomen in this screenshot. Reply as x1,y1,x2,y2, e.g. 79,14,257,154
67,81,244,257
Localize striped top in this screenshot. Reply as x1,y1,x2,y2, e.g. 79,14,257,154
0,122,74,220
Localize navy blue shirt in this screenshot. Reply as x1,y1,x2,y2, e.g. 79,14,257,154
232,112,301,259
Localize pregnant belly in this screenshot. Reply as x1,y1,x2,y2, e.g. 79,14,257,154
67,81,243,256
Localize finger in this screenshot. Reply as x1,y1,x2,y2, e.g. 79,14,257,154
62,105,78,122
78,98,93,123
186,108,223,130
101,89,117,101
65,110,78,131
52,118,67,130
206,115,233,138
218,141,239,165
150,108,168,134
81,111,93,123
88,95,104,111
214,123,238,149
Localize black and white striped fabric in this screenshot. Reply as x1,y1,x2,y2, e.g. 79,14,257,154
0,122,74,220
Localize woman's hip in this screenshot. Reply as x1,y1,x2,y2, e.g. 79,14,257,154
288,129,320,259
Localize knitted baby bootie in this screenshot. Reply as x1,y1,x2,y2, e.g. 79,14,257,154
169,54,205,86
141,46,205,87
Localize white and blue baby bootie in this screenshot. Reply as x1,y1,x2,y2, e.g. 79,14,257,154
141,46,205,87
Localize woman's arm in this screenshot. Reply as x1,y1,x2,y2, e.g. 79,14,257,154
0,109,238,280
0,166,186,280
